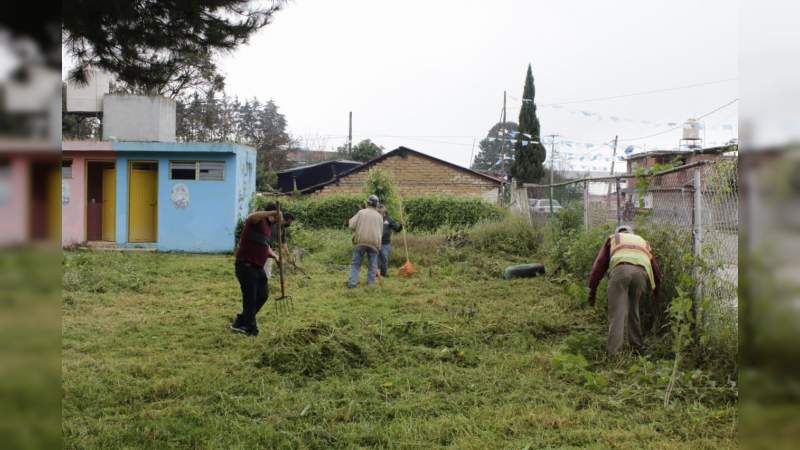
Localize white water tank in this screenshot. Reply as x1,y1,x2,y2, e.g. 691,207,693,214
65,69,113,112
102,95,176,142
682,118,702,140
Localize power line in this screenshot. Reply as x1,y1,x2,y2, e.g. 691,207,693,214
537,78,738,106
619,98,739,142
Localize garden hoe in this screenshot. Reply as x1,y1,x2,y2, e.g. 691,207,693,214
274,202,294,313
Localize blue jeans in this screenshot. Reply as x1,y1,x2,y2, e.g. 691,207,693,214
348,245,378,288
378,243,391,276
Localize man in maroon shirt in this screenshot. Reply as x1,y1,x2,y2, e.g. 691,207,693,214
231,208,285,336
588,225,662,355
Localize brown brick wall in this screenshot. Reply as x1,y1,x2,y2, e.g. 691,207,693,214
315,152,500,199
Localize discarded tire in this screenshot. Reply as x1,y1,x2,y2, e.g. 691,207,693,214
502,263,546,280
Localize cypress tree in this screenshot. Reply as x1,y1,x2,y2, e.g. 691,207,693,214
510,64,546,182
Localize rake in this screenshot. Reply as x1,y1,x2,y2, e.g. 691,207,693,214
274,201,294,313
397,197,417,278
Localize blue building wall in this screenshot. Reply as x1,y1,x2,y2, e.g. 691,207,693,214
111,142,255,252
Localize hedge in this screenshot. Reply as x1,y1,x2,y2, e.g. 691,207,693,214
254,194,505,231
402,196,505,232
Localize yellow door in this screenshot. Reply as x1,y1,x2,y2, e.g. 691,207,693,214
47,165,61,243
102,168,116,241
128,163,157,242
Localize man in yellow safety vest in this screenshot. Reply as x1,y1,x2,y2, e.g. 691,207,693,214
588,225,662,355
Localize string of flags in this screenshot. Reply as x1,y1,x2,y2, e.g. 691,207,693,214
486,129,538,145
536,104,736,133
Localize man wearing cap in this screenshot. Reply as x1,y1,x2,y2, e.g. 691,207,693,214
347,195,384,288
588,225,662,355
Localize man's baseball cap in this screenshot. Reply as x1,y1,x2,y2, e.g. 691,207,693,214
367,195,379,207
615,225,633,233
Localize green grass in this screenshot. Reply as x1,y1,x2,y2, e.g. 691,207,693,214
62,231,736,449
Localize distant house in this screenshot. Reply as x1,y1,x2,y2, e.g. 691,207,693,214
62,141,256,252
622,145,737,218
304,146,503,202
626,145,734,174
276,160,361,193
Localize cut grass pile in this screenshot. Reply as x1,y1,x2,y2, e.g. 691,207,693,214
62,229,737,449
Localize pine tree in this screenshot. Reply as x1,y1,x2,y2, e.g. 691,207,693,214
509,64,546,183
471,121,519,173
63,0,284,97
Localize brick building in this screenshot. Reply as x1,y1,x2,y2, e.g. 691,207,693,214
626,145,734,180
304,146,503,202
621,145,737,220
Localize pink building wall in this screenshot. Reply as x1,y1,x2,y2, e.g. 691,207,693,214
61,155,86,246
61,141,115,246
0,157,31,246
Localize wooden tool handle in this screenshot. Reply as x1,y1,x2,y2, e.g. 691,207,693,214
276,201,286,298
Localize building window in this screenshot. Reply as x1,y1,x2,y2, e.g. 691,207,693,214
198,161,225,181
62,159,73,178
170,161,225,181
170,161,197,180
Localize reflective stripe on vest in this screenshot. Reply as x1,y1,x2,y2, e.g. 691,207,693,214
609,233,656,289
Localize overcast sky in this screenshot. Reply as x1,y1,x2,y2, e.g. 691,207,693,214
217,0,738,169
58,0,739,169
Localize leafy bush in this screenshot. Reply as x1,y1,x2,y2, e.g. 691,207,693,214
256,194,505,232
635,223,695,333
547,225,613,280
465,215,542,256
549,201,583,234
363,168,400,217
403,196,505,232
255,194,364,229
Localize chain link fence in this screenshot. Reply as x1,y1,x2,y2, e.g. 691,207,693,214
517,157,739,335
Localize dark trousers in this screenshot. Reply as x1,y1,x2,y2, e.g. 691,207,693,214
607,263,648,355
378,243,391,276
235,260,268,328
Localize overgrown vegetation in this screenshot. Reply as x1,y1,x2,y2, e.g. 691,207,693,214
362,168,400,216
63,215,736,448
256,194,505,232
541,201,737,396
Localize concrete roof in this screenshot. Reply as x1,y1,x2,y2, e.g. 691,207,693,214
61,140,255,154
112,141,255,154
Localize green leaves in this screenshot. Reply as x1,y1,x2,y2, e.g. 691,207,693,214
403,196,505,232
363,169,400,217
255,195,505,232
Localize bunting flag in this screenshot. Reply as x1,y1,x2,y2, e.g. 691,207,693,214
537,104,738,133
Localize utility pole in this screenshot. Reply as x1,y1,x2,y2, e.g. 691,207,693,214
468,137,477,168
607,135,619,214
499,91,507,177
609,135,619,176
547,134,559,215
347,111,353,156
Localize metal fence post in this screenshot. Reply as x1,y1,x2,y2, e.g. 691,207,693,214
583,180,589,231
615,177,622,225
692,168,703,326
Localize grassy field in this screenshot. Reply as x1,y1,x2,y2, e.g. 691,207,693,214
62,229,736,449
